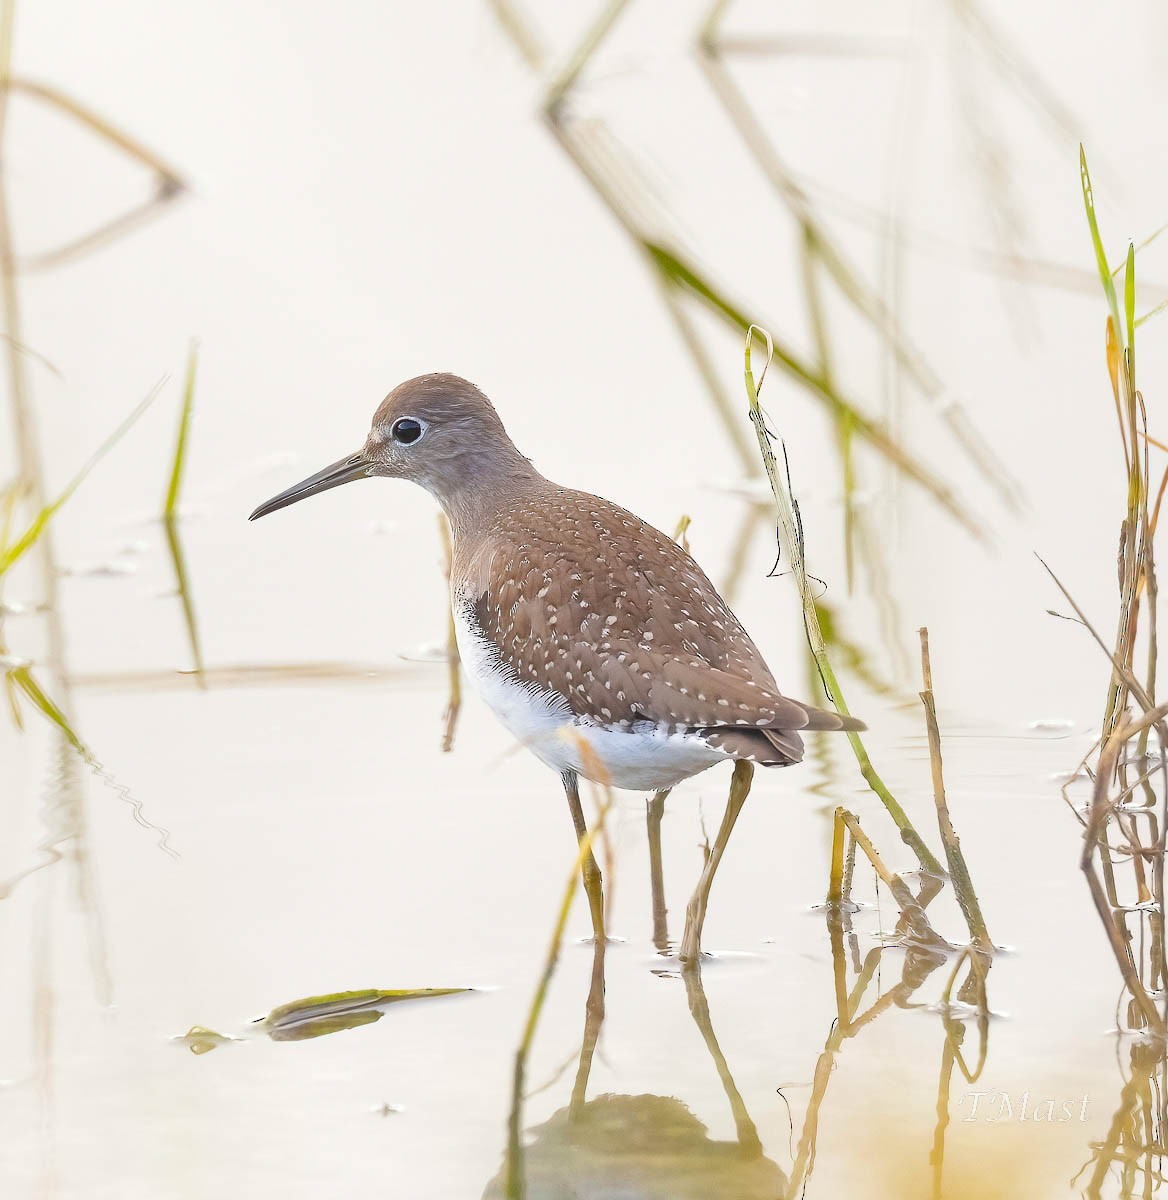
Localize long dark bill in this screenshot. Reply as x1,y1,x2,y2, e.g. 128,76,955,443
249,452,372,521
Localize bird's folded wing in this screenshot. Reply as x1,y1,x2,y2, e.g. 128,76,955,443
463,493,864,734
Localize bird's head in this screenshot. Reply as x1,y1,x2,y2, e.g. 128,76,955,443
249,373,531,523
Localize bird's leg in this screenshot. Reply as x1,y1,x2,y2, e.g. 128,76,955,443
646,789,670,953
679,761,754,966
562,769,606,942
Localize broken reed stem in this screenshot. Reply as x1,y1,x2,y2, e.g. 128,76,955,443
835,809,943,948
918,628,992,952
438,514,461,753
827,807,846,906
744,327,944,878
827,810,852,1025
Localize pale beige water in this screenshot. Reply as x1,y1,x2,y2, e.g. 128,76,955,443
2,1,1167,1196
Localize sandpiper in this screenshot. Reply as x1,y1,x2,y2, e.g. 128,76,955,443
250,373,863,957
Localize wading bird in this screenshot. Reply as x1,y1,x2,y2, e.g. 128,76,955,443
250,374,862,960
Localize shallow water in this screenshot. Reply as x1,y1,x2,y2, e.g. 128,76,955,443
0,696,1130,1197
3,2,1168,1197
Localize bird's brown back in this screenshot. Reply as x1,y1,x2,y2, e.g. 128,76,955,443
455,485,822,735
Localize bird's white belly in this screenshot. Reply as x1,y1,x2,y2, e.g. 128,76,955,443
453,605,726,791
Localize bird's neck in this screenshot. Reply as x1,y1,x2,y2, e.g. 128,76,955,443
424,444,549,542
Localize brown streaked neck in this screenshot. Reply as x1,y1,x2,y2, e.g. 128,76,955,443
422,442,549,542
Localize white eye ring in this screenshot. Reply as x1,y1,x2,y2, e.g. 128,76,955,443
391,416,426,445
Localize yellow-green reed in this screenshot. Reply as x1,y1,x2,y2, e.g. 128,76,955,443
162,343,205,683
743,324,944,877
0,382,162,578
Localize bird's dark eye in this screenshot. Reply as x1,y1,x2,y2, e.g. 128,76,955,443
391,417,424,445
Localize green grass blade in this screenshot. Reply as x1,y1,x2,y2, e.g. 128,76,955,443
1135,298,1168,329
0,481,24,725
646,242,988,543
159,345,205,684
1112,219,1168,275
164,343,197,516
1125,241,1136,385
0,381,163,578
7,664,84,753
164,514,206,683
1080,145,1123,341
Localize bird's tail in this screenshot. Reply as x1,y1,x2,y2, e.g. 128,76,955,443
797,704,867,732
700,704,866,769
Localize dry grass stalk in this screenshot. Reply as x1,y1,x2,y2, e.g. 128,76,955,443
918,627,992,954
1055,152,1168,1048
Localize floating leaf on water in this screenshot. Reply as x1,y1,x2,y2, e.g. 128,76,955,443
173,1026,239,1055
255,987,471,1043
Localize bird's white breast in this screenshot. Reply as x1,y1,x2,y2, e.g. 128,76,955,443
453,598,575,764
452,599,726,791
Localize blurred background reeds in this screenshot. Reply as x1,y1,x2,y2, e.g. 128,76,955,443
4,3,1168,1199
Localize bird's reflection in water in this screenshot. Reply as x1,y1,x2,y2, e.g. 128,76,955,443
485,925,785,1200
484,1089,784,1200
490,772,1000,1200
